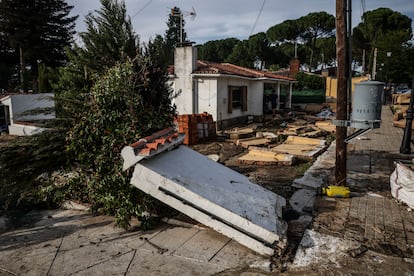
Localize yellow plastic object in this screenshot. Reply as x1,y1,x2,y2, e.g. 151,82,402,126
321,185,350,198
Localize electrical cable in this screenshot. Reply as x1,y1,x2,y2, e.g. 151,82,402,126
249,0,266,36
131,0,153,19
360,0,366,20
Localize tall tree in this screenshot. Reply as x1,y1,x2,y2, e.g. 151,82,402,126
315,37,336,68
266,12,335,70
226,40,254,68
77,0,138,76
146,6,188,69
352,8,412,82
166,7,187,47
267,19,303,44
0,0,77,91
51,0,177,227
297,12,335,69
247,32,273,70
197,38,240,62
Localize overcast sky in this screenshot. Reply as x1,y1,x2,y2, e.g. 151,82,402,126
66,0,414,45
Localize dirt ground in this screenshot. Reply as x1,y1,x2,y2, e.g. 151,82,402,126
190,140,312,200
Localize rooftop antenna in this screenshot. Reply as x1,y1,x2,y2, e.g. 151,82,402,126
171,7,196,44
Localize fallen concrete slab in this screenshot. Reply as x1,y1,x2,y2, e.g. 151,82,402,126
292,173,325,190
127,145,287,256
289,188,317,214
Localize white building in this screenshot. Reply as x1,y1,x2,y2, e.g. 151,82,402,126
170,45,296,129
0,93,55,136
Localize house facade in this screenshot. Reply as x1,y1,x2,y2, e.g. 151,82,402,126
0,93,55,135
170,46,296,130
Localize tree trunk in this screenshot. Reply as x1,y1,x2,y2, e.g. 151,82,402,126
19,46,27,91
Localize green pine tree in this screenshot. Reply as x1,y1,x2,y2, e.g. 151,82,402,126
0,0,77,91
77,0,138,76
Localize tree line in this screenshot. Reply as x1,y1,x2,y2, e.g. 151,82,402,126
196,9,413,85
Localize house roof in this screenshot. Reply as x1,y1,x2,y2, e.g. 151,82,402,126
193,61,296,82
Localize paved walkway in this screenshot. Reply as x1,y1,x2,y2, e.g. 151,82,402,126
313,105,414,257
0,210,268,275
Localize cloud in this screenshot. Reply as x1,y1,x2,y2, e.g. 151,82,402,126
67,0,414,44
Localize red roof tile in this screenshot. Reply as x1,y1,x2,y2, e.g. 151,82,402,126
129,127,185,158
194,61,296,81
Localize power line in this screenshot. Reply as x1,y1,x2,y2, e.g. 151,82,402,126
132,0,153,19
360,0,366,20
249,0,266,36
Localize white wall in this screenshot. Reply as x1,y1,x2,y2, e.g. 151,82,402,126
7,93,55,122
8,124,45,136
196,78,218,119
215,77,264,122
0,93,54,136
249,81,265,115
173,46,197,115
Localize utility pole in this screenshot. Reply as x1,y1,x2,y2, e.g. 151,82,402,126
335,0,348,186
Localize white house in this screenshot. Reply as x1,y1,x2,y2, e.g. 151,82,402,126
0,93,55,136
170,45,297,129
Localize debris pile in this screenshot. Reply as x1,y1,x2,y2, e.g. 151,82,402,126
390,162,414,209
222,107,335,166
392,92,413,129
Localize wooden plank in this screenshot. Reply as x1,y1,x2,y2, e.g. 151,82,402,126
393,119,414,130
271,136,327,160
315,121,336,133
236,137,271,148
237,148,295,166
225,127,255,140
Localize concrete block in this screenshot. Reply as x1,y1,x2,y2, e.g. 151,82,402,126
130,146,287,256
292,173,324,190
289,189,317,213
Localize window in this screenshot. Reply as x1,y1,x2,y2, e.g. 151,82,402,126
228,86,247,113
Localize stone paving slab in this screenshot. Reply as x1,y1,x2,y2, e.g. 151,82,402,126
0,209,265,275
310,105,414,258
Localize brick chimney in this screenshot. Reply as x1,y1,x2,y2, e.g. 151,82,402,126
289,58,300,77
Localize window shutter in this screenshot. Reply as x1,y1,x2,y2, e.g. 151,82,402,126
242,86,248,111
228,86,233,113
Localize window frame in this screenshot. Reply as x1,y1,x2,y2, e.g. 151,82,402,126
228,86,247,113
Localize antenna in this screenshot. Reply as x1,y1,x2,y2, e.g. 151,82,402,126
171,7,197,44
184,7,197,21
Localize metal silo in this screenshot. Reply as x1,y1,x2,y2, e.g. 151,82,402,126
350,81,384,129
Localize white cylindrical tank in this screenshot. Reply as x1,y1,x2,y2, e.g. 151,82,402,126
351,81,384,129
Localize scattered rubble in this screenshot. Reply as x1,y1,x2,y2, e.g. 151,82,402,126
392,93,414,129
291,229,359,269
237,147,295,166
271,136,327,161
